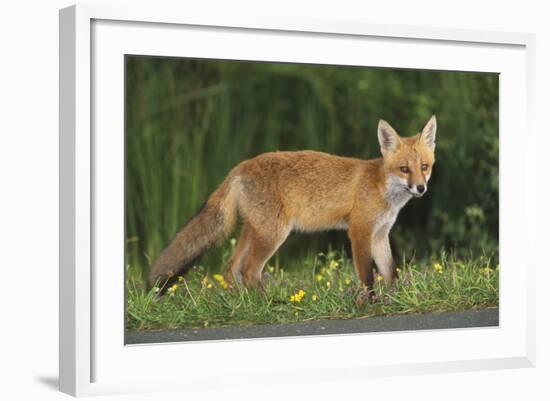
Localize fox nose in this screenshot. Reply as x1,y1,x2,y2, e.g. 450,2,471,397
417,185,426,194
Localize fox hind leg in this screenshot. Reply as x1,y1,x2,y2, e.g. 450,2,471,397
240,226,289,290
223,223,252,287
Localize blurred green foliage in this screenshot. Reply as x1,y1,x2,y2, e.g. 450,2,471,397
125,56,499,282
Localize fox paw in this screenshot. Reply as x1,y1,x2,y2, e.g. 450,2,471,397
355,288,376,306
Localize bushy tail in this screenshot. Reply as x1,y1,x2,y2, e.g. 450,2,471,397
148,176,240,288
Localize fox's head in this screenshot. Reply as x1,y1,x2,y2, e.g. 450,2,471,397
377,115,437,198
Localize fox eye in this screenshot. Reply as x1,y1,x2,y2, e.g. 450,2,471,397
421,163,429,171
399,166,410,174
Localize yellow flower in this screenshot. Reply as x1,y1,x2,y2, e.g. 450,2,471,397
290,290,306,302
345,278,352,285
329,260,339,270
207,283,213,289
268,266,275,273
177,276,184,283
167,284,178,296
433,263,443,273
326,281,331,288
316,274,323,282
396,267,401,273
376,275,384,282
311,294,318,301
481,266,493,275
212,274,228,288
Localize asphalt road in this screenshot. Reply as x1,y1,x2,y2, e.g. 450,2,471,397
125,308,498,345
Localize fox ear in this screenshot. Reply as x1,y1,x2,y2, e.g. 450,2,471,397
378,119,401,155
420,115,437,149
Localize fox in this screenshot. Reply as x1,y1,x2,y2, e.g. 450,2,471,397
149,115,437,294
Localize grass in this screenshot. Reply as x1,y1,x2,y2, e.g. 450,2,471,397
125,247,498,332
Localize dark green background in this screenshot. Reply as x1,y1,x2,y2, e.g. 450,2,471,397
125,56,499,282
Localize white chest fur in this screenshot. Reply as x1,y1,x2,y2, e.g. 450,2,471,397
373,177,412,239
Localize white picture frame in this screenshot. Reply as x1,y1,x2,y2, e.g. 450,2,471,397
59,4,536,397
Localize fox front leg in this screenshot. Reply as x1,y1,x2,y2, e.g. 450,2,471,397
348,224,374,291
371,233,396,285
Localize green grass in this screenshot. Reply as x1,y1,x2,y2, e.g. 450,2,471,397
125,247,498,331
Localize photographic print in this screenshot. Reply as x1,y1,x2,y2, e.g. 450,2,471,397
124,56,499,343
